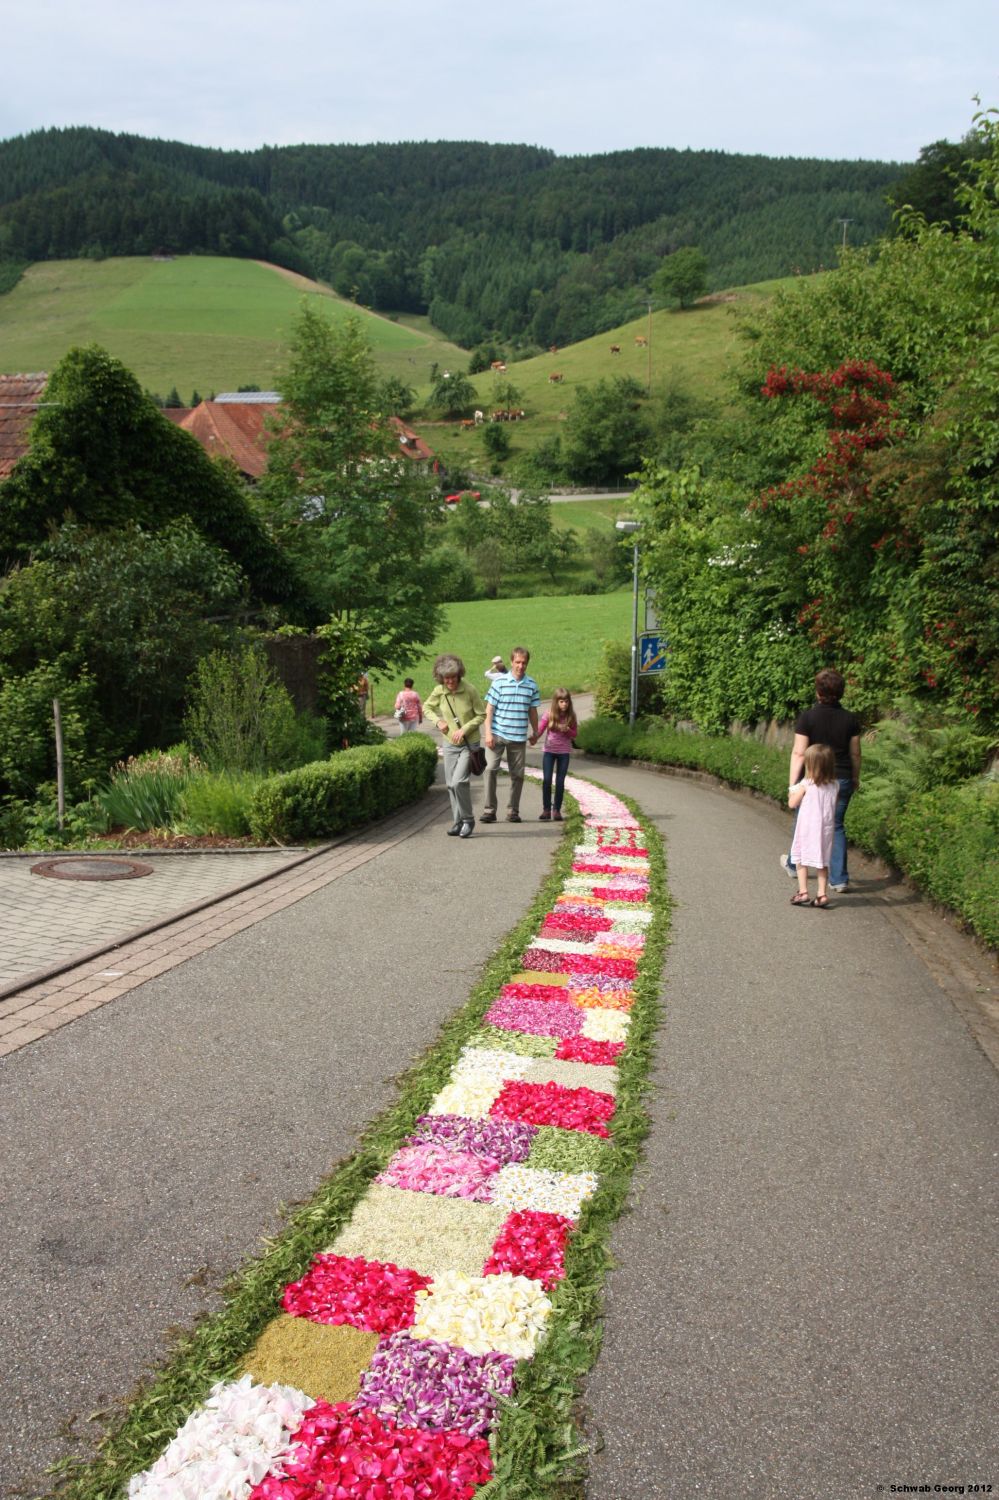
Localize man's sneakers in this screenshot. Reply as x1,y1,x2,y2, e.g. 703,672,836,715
480,811,497,823
539,810,551,821
831,883,850,893
779,854,796,878
506,812,522,823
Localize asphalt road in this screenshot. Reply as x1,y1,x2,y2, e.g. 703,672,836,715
1,755,996,1498
581,758,999,1500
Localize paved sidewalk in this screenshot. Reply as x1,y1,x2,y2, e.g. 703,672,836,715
0,795,444,1059
0,847,304,990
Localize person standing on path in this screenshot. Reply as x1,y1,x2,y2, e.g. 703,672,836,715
781,667,861,892
787,743,838,908
485,655,508,682
394,678,423,734
481,646,540,824
423,654,486,839
536,687,578,821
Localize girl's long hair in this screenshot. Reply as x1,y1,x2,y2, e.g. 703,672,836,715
804,742,836,786
550,687,577,736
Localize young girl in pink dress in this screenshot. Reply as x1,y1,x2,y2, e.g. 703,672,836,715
788,743,838,908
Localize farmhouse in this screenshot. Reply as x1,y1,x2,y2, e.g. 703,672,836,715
0,373,48,478
179,393,435,481
0,376,435,488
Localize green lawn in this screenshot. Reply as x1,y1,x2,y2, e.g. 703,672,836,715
419,278,796,471
0,257,462,394
372,590,630,709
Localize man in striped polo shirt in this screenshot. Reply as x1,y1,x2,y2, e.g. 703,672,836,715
480,646,541,823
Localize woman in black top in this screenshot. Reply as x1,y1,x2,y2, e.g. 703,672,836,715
782,668,861,892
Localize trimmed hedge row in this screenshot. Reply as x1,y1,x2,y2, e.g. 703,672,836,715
248,732,438,843
577,717,999,950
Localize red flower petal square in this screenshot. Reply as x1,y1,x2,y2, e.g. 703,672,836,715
282,1253,431,1334
483,1209,574,1288
555,1036,626,1065
249,1400,492,1499
489,1079,616,1137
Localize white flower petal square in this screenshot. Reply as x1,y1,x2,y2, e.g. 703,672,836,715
491,1164,598,1219
581,1008,632,1043
410,1270,552,1359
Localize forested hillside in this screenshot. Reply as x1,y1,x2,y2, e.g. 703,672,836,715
0,127,902,348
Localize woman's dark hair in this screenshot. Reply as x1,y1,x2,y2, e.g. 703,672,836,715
404,678,414,689
815,668,845,704
432,654,465,684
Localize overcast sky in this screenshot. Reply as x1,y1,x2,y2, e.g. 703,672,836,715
4,0,996,164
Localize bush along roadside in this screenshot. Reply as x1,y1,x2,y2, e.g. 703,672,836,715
248,733,438,843
577,715,998,951
46,772,668,1499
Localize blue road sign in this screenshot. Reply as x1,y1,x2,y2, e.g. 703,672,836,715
639,632,667,673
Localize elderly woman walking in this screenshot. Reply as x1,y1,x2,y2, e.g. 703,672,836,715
423,653,486,839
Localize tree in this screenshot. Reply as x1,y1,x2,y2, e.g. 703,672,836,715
887,135,988,229
0,519,243,768
428,369,478,417
0,345,302,611
258,305,444,669
482,423,512,463
653,247,708,308
563,376,650,486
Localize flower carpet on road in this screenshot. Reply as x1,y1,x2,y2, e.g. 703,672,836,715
123,773,663,1500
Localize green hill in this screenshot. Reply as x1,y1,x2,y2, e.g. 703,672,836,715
426,279,794,470
0,256,462,395
0,127,903,350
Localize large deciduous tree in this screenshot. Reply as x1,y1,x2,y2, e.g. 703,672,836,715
653,247,708,309
0,345,302,612
258,306,444,669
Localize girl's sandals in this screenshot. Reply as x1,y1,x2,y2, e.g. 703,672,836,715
812,894,831,909
790,891,812,906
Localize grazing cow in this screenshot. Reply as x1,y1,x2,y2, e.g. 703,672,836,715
610,344,621,354
474,409,484,425
460,418,475,429
491,410,507,422
490,360,507,372
634,335,647,347
549,345,559,355
548,372,564,385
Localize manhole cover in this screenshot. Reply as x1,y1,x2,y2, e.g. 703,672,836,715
30,857,155,882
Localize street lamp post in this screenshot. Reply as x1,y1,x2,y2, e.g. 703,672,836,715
616,518,640,725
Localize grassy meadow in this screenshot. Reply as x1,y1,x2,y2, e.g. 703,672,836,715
0,256,463,395
428,277,795,472
371,589,631,709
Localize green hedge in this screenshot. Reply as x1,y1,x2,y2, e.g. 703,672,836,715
577,716,789,800
248,733,438,843
577,717,999,949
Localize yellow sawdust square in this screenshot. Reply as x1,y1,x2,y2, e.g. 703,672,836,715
509,970,567,986
242,1313,378,1405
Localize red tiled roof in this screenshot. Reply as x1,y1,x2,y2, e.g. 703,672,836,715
180,403,435,478
389,416,435,462
161,407,192,424
0,373,48,479
179,400,278,479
